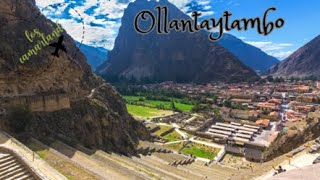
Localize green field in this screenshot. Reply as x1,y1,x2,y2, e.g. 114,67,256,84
124,96,193,112
181,143,219,160
126,104,173,118
153,125,183,142
162,130,183,142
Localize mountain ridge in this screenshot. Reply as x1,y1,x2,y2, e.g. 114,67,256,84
218,33,280,72
97,0,260,83
76,41,108,70
267,35,320,78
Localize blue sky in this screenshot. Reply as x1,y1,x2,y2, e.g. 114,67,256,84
35,0,320,60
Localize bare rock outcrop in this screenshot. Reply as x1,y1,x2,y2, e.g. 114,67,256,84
267,35,320,78
0,0,150,154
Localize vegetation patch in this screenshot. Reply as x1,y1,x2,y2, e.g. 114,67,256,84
124,95,194,112
154,125,174,136
126,104,173,118
181,143,219,160
7,105,34,134
162,130,183,142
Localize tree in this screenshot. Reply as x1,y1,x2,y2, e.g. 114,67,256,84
191,103,201,112
170,99,176,111
212,95,218,104
223,100,232,108
213,107,222,121
274,77,285,83
266,76,274,82
289,77,295,83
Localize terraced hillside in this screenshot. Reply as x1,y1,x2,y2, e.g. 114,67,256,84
31,138,238,180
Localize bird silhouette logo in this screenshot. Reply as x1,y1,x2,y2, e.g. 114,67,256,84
49,35,67,57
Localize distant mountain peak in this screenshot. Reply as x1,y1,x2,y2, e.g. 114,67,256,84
97,0,259,83
76,42,108,71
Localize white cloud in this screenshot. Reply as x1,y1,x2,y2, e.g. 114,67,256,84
35,0,216,50
56,18,119,49
198,11,215,16
169,0,191,10
175,0,214,17
35,0,296,61
36,0,126,49
245,41,294,60
93,0,133,19
269,51,293,60
36,0,65,8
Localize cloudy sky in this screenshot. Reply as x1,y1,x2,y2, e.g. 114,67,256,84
35,0,320,60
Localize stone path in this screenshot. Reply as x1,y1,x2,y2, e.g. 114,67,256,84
171,123,188,139
258,151,320,179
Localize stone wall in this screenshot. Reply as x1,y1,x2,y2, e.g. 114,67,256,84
0,93,70,112
225,144,264,162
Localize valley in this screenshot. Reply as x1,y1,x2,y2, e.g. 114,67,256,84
116,79,320,179
0,0,319,179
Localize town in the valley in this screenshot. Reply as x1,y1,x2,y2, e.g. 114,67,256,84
121,78,320,179
1,0,320,179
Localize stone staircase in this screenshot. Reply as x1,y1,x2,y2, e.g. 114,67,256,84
0,152,35,180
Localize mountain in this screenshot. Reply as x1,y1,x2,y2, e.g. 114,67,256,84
97,0,259,83
218,34,280,73
267,35,320,78
0,0,149,154
75,41,108,71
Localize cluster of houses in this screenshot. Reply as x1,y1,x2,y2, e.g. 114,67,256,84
143,81,320,161
145,81,320,124
152,113,212,133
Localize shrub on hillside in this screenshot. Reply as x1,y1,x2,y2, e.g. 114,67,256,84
7,105,33,134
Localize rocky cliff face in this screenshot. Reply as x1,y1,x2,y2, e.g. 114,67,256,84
0,0,150,154
97,0,259,83
263,111,320,160
267,35,320,78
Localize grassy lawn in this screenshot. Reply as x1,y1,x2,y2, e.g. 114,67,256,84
181,143,219,160
126,104,173,118
174,103,193,112
154,125,183,142
124,96,143,101
162,130,183,142
124,96,193,112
